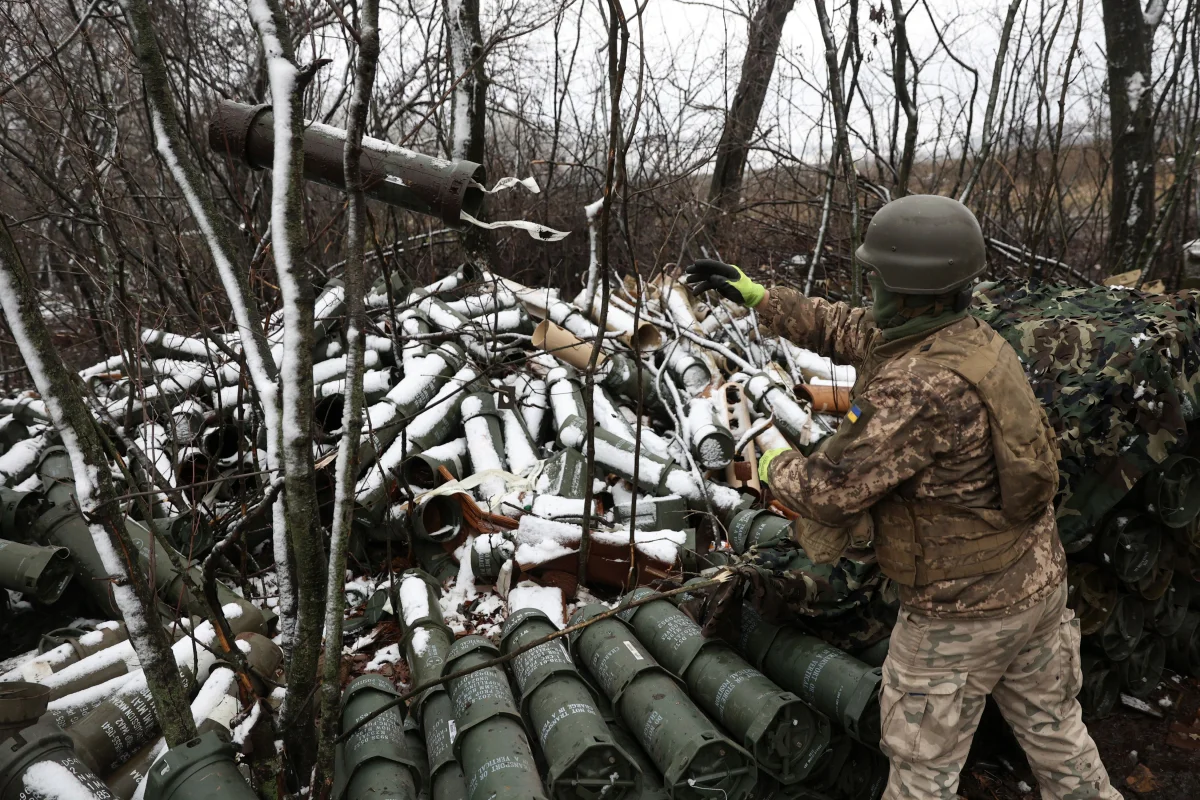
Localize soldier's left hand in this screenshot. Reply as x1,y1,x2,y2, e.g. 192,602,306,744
683,259,767,307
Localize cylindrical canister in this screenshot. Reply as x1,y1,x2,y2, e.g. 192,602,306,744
0,720,113,800
4,623,127,684
1079,651,1121,719
444,636,548,800
209,100,484,226
470,534,514,583
423,692,469,800
334,674,420,800
1095,513,1161,583
0,540,74,604
1095,594,1145,662
618,589,829,783
500,607,638,798
1117,634,1166,699
104,718,230,800
0,683,49,741
727,509,794,554
144,729,256,799
739,615,881,749
396,571,468,800
67,667,195,774
569,605,756,800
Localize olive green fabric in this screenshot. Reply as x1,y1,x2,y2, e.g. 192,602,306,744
869,275,968,342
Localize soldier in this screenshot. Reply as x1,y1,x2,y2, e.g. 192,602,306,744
685,195,1123,800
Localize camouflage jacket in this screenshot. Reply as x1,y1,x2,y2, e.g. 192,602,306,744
755,287,1066,619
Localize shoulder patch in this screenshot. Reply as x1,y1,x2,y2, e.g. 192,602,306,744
846,404,862,423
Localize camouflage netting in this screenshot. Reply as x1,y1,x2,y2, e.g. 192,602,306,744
971,280,1200,551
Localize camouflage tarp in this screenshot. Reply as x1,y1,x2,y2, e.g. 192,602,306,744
971,280,1200,550
680,543,898,653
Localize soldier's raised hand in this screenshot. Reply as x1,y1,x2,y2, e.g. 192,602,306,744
683,259,766,308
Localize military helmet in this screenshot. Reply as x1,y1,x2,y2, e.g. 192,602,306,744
855,194,986,295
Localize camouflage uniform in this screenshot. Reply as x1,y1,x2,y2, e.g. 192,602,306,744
756,287,1122,800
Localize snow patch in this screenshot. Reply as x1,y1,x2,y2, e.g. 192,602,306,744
508,582,565,627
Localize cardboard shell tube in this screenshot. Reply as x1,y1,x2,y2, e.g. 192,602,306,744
581,294,664,352
532,320,607,371
797,384,852,414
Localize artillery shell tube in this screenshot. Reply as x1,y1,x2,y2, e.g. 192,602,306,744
422,691,469,800
0,720,113,800
3,623,128,684
335,675,420,800
619,589,828,783
500,608,638,799
684,397,734,471
1096,594,1145,662
104,718,227,800
145,730,256,800
0,540,73,604
461,393,509,506
727,509,794,554
1079,652,1121,718
67,668,194,774
744,374,815,449
470,534,514,583
0,682,49,741
1118,633,1166,699
402,712,430,794
391,494,464,543
740,618,882,749
569,605,756,800
533,321,607,373
210,100,483,225
444,636,548,800
607,720,670,800
396,571,469,799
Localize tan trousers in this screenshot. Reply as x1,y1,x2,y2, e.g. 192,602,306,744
879,581,1124,800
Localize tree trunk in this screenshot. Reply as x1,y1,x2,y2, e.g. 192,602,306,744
890,0,918,196
314,0,379,791
249,0,325,778
0,218,197,745
707,0,796,221
1100,0,1157,271
445,0,487,164
445,0,491,263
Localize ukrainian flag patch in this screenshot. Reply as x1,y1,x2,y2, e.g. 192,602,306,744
846,404,861,423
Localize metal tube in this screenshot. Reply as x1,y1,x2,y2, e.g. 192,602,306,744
499,607,637,798
209,100,484,226
335,674,420,800
569,604,756,800
144,730,257,799
444,636,547,800
0,720,112,800
0,540,74,604
396,571,469,800
728,509,794,554
3,622,127,683
67,667,195,774
739,615,882,749
618,589,829,784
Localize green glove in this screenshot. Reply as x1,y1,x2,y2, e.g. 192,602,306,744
758,447,791,484
683,259,766,307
